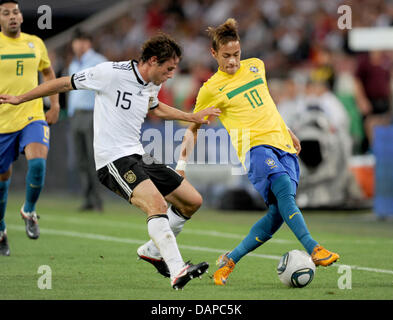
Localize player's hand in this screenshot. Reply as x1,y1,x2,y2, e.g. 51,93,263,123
288,129,301,155
176,169,186,178
192,106,221,124
45,103,60,125
0,94,22,105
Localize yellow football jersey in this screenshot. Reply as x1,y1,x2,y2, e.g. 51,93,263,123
0,32,51,133
194,58,296,164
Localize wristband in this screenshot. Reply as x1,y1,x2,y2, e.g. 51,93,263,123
175,160,187,171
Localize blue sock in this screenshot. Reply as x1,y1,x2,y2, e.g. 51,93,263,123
24,158,46,213
228,204,284,263
270,174,318,255
0,179,11,232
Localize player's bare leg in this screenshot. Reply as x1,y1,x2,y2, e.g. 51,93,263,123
132,179,208,289
165,179,203,219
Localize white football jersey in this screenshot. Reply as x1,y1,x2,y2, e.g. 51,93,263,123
71,60,161,169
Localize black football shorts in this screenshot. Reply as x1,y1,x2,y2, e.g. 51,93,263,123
97,154,184,201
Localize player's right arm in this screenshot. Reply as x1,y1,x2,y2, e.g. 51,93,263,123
0,62,111,106
176,122,202,176
176,85,219,177
0,76,73,106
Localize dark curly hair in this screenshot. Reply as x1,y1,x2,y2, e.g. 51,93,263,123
140,32,182,65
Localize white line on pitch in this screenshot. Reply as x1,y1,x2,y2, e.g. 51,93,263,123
41,215,295,244
8,225,393,275
41,215,393,245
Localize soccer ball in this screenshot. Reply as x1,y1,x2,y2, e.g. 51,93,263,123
277,250,316,288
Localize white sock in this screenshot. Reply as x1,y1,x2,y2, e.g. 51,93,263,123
147,215,184,278
168,206,188,236
143,206,188,257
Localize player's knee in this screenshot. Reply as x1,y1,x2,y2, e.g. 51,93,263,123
181,193,203,216
155,200,169,215
0,167,12,181
136,196,168,216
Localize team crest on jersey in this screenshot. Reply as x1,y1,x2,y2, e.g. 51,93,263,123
28,42,35,48
148,97,154,108
250,66,258,73
124,170,137,184
265,158,277,169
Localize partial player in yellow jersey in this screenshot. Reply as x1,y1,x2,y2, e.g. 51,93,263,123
0,0,60,256
175,18,340,285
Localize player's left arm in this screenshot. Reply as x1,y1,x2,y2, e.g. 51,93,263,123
41,66,60,124
151,101,220,124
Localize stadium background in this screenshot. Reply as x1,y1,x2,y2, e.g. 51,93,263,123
9,0,393,216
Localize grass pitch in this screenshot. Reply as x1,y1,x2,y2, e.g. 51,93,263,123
1,193,392,300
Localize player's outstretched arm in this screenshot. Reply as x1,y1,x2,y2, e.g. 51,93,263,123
151,102,221,124
0,76,73,106
175,122,202,177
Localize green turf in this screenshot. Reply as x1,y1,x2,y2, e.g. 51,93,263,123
1,193,392,300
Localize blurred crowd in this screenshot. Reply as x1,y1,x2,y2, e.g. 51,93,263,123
51,0,393,155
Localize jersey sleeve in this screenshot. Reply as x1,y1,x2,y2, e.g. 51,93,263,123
71,62,112,92
149,85,161,110
193,84,218,114
36,37,51,71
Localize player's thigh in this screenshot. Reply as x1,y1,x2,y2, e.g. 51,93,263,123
141,154,184,198
131,179,168,216
164,179,203,217
97,155,168,216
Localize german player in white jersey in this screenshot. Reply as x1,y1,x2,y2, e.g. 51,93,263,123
0,33,221,290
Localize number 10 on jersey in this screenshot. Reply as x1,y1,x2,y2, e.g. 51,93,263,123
244,89,263,109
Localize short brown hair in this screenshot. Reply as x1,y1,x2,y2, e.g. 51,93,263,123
140,32,182,65
207,18,240,51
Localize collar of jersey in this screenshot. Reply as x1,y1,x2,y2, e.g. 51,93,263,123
0,31,24,42
131,59,148,86
216,62,243,77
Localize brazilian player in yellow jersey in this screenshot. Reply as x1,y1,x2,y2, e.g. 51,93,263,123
0,0,60,256
176,18,340,285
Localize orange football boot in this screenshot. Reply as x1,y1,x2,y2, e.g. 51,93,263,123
311,244,340,266
213,252,236,285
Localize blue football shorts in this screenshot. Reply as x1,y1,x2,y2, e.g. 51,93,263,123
0,120,50,174
246,145,300,205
